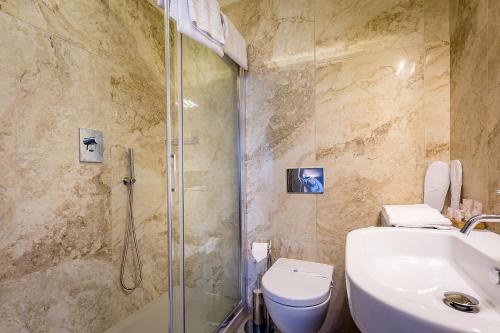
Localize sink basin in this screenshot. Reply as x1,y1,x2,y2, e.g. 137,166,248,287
346,227,500,333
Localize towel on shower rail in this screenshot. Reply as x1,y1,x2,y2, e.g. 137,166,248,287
188,0,225,46
221,13,248,69
163,0,225,56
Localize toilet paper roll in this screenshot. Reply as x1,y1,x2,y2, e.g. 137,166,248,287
251,242,268,263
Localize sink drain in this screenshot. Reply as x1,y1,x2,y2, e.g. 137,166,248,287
443,292,479,313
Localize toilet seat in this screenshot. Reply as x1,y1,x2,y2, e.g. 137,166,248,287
262,258,334,307
262,258,334,333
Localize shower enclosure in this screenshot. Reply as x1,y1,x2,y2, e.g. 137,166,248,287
166,10,245,333
0,1,243,331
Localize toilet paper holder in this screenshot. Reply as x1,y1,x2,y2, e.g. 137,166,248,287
246,241,274,333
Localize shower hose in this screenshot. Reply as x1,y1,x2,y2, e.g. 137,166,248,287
120,148,143,292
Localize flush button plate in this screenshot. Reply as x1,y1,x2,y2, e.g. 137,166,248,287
287,168,324,193
79,128,103,163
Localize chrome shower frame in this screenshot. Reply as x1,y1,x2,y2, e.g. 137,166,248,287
214,66,248,333
163,2,176,332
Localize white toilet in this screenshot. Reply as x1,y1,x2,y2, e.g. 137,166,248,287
262,258,334,333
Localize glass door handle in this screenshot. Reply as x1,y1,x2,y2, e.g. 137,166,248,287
171,153,177,192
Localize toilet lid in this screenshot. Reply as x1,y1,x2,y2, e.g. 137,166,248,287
262,258,334,307
423,161,450,211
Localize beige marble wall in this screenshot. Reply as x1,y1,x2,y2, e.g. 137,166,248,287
223,0,450,331
450,0,500,234
0,1,167,332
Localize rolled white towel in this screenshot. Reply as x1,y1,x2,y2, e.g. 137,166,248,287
188,0,225,45
221,13,248,69
163,0,224,56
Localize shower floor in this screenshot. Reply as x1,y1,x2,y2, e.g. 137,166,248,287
104,288,238,333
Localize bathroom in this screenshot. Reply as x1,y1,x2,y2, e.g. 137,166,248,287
0,0,498,332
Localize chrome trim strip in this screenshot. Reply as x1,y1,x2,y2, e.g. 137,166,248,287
238,67,248,308
163,1,173,332
215,302,248,332
177,32,186,333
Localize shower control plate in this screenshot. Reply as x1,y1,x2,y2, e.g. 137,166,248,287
79,128,103,163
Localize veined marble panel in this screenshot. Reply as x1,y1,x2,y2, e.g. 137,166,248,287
243,61,317,302
0,0,168,331
108,0,166,83
0,10,112,283
315,46,425,174
0,14,18,258
487,0,500,233
315,44,426,304
450,0,489,211
424,42,450,164
0,0,112,55
107,2,168,321
0,259,114,333
245,65,317,245
0,0,164,71
223,0,314,72
314,0,424,63
424,0,450,45
224,0,449,329
449,0,500,234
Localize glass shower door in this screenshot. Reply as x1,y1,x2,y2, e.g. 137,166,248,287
167,29,242,332
179,36,242,332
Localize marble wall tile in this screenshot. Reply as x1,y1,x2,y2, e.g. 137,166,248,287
314,0,424,63
109,60,168,318
223,0,450,330
0,9,112,283
450,0,500,233
487,0,500,233
450,0,490,217
0,259,114,333
223,0,315,72
244,62,316,298
0,13,19,261
315,46,425,301
423,0,450,165
224,2,317,261
108,0,166,82
424,0,450,45
0,0,167,331
424,43,450,164
0,0,112,56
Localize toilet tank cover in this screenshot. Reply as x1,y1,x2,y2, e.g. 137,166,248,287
262,258,334,307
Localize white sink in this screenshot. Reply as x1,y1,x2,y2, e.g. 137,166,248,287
346,227,500,333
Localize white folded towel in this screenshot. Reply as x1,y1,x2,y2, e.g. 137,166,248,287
188,0,225,45
163,0,224,56
382,204,452,228
221,13,248,69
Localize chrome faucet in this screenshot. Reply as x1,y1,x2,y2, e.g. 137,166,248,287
460,214,500,235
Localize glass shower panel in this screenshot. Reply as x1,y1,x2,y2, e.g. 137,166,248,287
181,36,241,332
